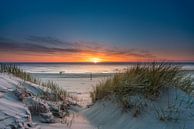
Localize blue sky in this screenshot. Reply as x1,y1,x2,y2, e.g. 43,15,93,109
0,0,194,62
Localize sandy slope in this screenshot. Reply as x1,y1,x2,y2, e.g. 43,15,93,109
0,73,33,128
84,89,194,129
0,73,97,129
33,113,96,129
1,73,194,129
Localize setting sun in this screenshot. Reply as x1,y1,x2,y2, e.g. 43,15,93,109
89,57,102,63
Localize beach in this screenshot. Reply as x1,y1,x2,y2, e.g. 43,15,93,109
31,73,112,107
0,63,194,129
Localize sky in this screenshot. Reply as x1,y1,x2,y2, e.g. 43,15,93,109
0,0,194,62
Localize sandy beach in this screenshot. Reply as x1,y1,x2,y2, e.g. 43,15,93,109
31,73,112,106
0,72,100,129
1,63,194,129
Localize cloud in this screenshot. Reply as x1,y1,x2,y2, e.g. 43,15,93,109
26,36,72,46
0,36,155,59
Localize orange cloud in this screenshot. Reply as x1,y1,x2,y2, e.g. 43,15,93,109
0,36,193,62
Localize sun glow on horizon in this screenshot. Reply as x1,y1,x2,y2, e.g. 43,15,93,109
89,57,102,63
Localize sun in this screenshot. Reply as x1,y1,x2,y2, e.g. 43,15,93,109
89,57,102,63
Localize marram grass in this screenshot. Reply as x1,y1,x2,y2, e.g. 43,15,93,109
90,62,193,103
0,63,67,101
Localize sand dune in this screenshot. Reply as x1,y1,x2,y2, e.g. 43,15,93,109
1,71,194,129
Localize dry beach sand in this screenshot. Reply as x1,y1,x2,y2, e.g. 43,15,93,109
0,71,194,129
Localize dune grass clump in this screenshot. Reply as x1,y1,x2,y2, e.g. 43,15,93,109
91,62,193,104
0,63,34,82
41,81,67,101
0,63,67,101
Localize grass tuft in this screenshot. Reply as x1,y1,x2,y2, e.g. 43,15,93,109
0,63,67,102
91,62,193,104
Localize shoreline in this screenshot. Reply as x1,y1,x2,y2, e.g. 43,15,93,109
30,69,194,77
31,72,113,78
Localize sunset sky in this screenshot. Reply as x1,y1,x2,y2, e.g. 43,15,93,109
0,0,194,62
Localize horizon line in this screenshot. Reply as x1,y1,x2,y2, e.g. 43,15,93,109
0,61,194,64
